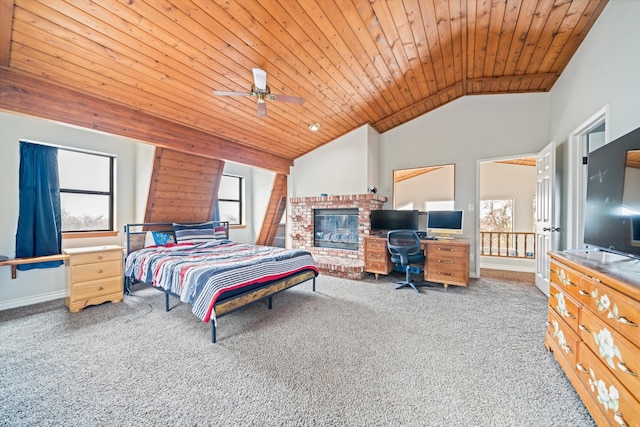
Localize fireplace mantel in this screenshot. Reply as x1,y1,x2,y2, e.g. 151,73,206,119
289,193,387,279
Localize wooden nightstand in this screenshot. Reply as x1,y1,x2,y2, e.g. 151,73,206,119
63,245,124,312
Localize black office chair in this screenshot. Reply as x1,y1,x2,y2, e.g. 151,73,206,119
387,229,427,293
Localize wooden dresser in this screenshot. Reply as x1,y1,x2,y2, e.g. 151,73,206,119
424,239,470,289
363,236,470,288
546,251,640,426
64,245,124,312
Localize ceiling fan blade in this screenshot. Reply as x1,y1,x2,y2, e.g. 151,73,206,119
270,93,305,105
252,68,267,91
213,90,250,97
257,102,267,117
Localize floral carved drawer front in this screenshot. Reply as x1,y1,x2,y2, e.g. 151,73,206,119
587,367,621,413
592,327,623,370
550,282,579,331
579,276,640,349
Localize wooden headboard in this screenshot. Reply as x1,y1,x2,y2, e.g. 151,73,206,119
123,222,230,256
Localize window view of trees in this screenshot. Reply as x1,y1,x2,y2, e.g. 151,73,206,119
480,199,513,232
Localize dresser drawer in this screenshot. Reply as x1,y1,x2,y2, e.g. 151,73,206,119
550,259,581,300
549,282,580,333
70,276,123,302
71,259,122,283
69,249,122,266
547,308,580,369
580,308,640,400
576,344,640,427
578,275,640,348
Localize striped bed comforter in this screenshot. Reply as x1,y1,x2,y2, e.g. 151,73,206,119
124,240,318,322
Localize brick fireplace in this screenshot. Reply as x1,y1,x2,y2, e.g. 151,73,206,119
289,193,387,279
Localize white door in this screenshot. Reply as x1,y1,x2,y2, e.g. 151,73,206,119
535,141,560,296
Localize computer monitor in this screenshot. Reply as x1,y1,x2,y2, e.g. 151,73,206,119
370,210,419,232
427,210,463,239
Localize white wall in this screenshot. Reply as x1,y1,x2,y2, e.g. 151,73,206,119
549,0,640,250
0,112,151,309
381,93,550,275
291,124,378,197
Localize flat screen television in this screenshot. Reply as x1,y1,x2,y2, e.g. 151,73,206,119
584,126,640,260
370,209,419,231
427,210,463,239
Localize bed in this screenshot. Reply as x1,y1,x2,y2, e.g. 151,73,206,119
123,222,319,343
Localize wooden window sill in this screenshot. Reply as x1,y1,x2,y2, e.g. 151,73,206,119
62,231,118,239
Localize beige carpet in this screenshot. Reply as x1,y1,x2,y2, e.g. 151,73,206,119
0,273,594,426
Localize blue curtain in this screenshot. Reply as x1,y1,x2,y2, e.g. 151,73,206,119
15,142,63,270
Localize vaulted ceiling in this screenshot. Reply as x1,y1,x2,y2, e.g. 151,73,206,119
0,0,608,173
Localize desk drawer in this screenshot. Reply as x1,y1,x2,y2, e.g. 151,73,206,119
427,244,467,259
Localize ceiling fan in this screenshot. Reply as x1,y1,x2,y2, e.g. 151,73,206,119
213,68,305,117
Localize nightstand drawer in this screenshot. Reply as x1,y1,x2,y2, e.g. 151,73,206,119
71,260,122,283
70,249,122,266
70,276,123,302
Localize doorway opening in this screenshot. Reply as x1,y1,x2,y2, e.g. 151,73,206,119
477,155,537,283
566,106,609,250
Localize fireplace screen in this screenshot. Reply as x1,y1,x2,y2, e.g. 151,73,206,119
314,208,359,250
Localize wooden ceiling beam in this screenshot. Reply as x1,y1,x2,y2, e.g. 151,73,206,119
0,0,14,66
372,81,465,132
0,69,293,174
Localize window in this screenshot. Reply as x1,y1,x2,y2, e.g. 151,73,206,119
58,148,115,232
218,174,244,225
480,199,513,232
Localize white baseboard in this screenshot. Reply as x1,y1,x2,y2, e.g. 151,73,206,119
0,290,66,311
480,263,535,273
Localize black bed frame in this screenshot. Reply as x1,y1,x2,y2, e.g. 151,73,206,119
123,222,317,343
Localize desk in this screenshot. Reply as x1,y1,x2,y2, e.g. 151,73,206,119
363,236,470,288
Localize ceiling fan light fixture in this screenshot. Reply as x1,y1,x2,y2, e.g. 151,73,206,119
308,123,320,132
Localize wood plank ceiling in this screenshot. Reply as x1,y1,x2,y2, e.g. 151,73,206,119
0,0,608,172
